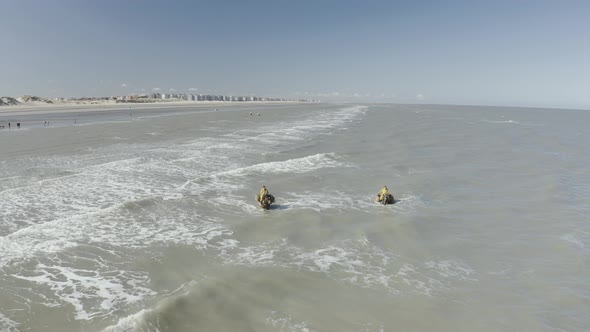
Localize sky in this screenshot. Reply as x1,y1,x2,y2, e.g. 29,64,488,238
1,0,589,109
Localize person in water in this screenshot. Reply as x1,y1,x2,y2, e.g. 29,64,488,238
377,185,390,201
259,185,269,202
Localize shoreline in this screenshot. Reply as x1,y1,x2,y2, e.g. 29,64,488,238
0,100,309,118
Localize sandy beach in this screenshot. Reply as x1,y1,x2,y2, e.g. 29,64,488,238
0,100,305,117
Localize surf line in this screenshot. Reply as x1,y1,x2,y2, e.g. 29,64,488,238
179,153,347,190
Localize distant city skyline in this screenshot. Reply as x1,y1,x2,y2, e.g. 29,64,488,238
1,0,589,110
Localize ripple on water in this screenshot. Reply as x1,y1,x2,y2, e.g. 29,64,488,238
219,238,476,297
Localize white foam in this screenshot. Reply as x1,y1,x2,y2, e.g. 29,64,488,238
391,194,428,213
280,191,372,212
101,308,153,332
360,323,385,332
0,311,19,332
0,201,234,267
301,246,364,273
0,154,179,235
208,195,260,214
227,105,367,147
482,119,520,125
182,153,348,192
561,233,585,249
393,263,441,296
0,134,256,237
220,238,476,296
217,153,346,177
266,311,316,332
561,232,589,255
13,264,156,320
100,280,199,332
424,260,477,281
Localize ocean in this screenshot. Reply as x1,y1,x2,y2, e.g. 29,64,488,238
0,103,588,331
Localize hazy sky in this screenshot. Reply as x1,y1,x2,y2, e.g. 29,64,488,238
1,0,589,109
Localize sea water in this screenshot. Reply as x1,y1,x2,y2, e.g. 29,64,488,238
0,103,588,331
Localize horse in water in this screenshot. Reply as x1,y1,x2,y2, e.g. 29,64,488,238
377,193,395,205
256,193,275,210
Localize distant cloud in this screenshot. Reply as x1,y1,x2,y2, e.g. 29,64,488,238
169,88,177,92
416,93,425,100
121,83,128,87
188,87,198,91
152,88,161,91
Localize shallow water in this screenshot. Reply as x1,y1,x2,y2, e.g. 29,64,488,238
0,103,588,331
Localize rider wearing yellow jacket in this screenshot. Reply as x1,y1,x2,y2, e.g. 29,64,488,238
377,186,390,201
259,186,268,202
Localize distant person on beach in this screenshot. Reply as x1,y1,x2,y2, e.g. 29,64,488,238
8,123,10,129
17,123,20,129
